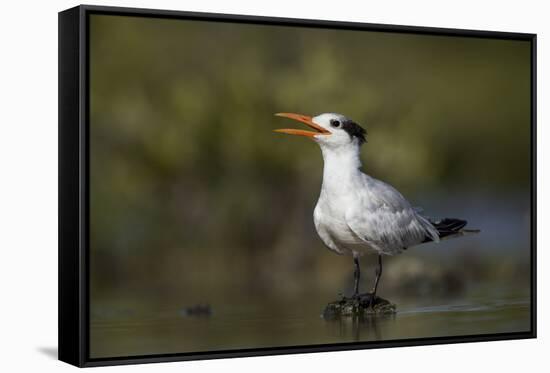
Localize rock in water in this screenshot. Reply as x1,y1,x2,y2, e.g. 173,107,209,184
322,294,396,319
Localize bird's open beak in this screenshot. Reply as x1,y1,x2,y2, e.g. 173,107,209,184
273,113,331,137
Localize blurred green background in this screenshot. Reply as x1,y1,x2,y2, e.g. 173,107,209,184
89,14,532,358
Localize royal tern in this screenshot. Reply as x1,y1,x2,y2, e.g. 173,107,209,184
274,112,478,303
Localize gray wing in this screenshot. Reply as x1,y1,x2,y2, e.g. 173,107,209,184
345,176,439,255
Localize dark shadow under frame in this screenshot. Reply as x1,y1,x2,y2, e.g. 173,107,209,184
58,4,537,368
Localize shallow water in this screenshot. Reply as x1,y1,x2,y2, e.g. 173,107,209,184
90,291,530,358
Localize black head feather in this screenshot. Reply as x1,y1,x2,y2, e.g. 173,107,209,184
341,119,367,144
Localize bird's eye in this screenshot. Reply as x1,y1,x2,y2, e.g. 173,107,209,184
330,120,341,128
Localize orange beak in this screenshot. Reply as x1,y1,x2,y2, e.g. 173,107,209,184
273,113,331,138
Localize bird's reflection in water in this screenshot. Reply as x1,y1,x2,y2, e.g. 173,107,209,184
324,314,396,342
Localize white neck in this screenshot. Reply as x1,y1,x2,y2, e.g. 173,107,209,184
319,143,363,194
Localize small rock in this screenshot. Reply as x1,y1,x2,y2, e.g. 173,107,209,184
179,304,212,317
322,294,396,319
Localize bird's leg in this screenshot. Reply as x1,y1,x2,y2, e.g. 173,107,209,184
352,256,360,298
371,255,383,297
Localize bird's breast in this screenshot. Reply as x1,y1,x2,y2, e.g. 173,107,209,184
314,196,369,254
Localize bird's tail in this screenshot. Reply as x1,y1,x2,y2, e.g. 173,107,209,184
423,218,480,243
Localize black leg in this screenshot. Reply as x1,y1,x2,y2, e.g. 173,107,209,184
371,255,383,296
353,256,360,297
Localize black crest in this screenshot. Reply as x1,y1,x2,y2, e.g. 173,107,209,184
342,120,367,144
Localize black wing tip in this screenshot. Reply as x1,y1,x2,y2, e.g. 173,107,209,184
436,218,468,231
423,217,478,243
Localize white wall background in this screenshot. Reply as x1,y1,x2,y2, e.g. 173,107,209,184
0,0,546,371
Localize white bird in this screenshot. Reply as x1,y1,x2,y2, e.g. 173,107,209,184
274,112,478,303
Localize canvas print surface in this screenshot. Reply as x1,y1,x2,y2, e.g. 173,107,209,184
89,14,532,358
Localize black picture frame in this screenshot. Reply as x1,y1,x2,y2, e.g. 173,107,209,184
58,4,537,367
